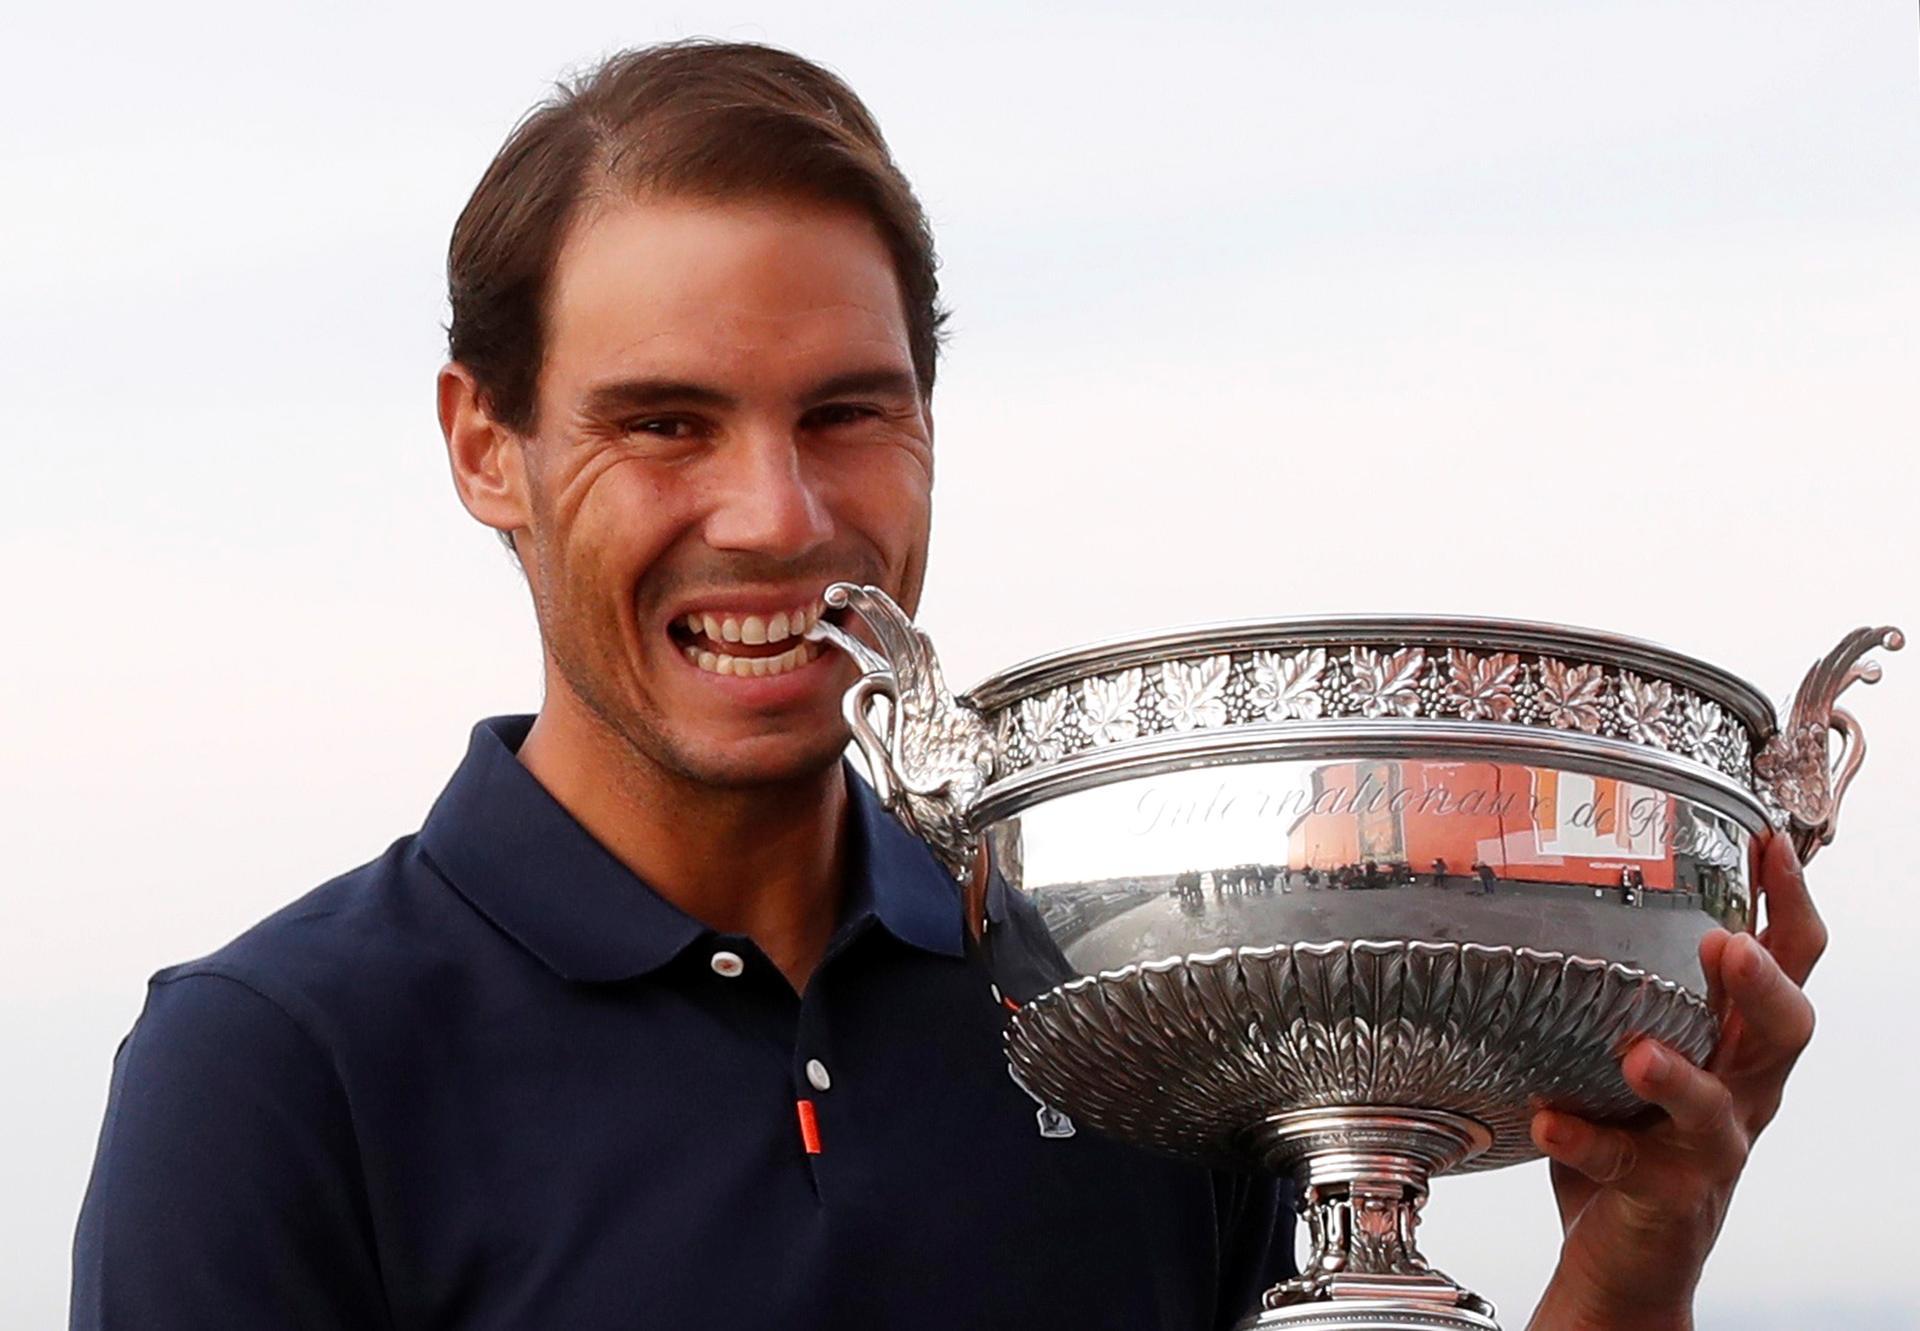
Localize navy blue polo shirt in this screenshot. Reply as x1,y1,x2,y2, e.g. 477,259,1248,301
73,715,1292,1329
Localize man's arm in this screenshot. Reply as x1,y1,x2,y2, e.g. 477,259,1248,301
72,971,391,1330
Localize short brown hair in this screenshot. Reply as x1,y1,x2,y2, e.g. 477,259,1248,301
446,39,950,439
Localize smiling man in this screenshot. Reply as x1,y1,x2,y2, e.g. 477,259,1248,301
457,183,937,990
72,39,1824,1331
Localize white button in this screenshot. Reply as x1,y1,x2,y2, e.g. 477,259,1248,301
805,1058,832,1092
710,950,745,978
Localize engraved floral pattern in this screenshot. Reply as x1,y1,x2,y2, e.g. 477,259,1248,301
1017,688,1072,763
1443,649,1521,721
1159,657,1230,732
987,641,1761,796
1248,648,1327,721
1346,646,1426,718
1715,714,1754,780
995,706,1026,766
1615,671,1675,749
1080,668,1143,745
1679,694,1724,759
1537,658,1606,734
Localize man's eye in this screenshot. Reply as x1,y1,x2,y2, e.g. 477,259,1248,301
624,417,697,439
808,403,879,428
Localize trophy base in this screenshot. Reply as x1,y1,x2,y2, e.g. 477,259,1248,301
1243,1107,1503,1330
1236,1298,1500,1331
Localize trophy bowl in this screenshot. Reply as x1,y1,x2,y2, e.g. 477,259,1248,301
809,587,1899,1331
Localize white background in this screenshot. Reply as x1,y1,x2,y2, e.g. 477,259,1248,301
4,2,1916,1327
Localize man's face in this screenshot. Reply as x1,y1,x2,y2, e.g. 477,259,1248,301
514,191,933,789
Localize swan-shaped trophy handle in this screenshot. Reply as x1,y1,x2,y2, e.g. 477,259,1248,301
1755,626,1904,864
806,584,996,931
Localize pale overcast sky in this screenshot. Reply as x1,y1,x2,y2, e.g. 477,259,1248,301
4,3,1917,1327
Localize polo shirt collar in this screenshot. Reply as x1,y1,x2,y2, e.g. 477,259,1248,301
843,753,968,959
416,715,964,984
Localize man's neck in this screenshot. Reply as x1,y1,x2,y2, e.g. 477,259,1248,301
515,700,848,994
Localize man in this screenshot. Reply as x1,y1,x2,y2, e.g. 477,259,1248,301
73,39,1825,1331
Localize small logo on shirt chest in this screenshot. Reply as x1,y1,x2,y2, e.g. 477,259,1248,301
1008,1064,1076,1139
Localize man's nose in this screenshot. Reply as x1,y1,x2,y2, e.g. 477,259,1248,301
701,431,834,560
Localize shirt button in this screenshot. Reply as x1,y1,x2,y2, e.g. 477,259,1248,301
805,1058,832,1092
710,950,745,978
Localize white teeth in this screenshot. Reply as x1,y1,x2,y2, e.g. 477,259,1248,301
675,603,825,660
680,603,826,651
684,639,820,678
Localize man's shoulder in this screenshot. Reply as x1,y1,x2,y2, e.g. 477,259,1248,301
151,832,477,1045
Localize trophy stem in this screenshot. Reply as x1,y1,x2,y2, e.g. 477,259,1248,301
1238,1107,1501,1331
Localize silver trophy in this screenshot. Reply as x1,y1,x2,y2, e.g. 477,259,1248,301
810,586,1899,1331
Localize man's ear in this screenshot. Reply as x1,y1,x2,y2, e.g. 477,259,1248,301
437,362,532,541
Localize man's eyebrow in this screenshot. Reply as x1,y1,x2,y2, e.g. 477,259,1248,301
579,367,920,418
801,366,921,404
579,378,738,417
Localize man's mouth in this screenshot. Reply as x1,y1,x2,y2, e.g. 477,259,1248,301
668,602,827,678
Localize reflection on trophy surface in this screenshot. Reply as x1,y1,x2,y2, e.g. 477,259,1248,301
808,585,1899,1331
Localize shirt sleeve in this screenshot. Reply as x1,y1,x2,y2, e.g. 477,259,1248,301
71,971,391,1330
1213,1170,1295,1330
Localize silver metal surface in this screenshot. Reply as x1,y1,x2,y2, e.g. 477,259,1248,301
977,631,1795,832
1753,625,1905,861
1240,1301,1500,1331
1006,941,1715,1172
816,585,1899,1331
987,757,1754,994
813,584,993,881
1249,1108,1497,1325
971,720,1774,837
963,613,1778,739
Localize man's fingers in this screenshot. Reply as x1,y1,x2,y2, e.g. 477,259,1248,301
1757,830,1826,986
1532,1109,1638,1186
1535,1039,1757,1214
1718,932,1817,1099
1613,1039,1753,1197
1699,928,1732,1018
1622,1039,1738,1140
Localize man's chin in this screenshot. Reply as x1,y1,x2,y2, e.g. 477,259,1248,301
660,727,852,792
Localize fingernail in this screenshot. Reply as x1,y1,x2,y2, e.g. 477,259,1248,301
1538,1118,1570,1148
1641,1045,1672,1083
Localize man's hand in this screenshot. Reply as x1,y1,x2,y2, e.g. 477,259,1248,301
1523,831,1824,1331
